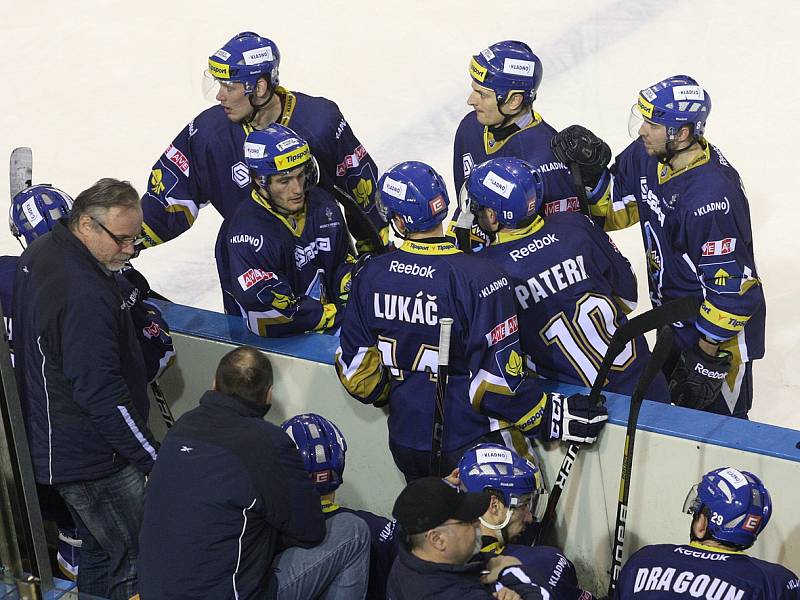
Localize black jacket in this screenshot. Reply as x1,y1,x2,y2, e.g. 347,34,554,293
138,390,326,600
387,544,547,600
13,221,156,484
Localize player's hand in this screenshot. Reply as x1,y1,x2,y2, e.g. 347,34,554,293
339,252,374,303
669,344,731,411
550,124,612,188
545,393,608,444
482,556,521,584
493,588,522,600
443,468,461,488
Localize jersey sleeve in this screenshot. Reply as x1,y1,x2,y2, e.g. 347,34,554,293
228,238,338,337
684,188,764,342
140,122,208,247
334,270,392,406
463,271,550,436
586,146,641,232
581,216,638,312
314,107,389,252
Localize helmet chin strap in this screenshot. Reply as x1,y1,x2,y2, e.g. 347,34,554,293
244,86,277,126
479,506,515,546
658,133,702,168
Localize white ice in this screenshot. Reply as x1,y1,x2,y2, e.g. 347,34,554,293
2,0,797,427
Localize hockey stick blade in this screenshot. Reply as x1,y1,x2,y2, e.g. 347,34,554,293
607,326,675,596
431,317,454,477
331,185,390,255
534,295,697,546
10,147,33,200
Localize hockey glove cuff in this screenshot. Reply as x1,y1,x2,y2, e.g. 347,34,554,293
550,124,612,189
669,345,732,411
544,393,608,444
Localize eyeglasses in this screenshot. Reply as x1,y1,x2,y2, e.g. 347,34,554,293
90,216,145,248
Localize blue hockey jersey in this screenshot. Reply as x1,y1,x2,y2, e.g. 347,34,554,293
590,139,765,401
141,88,387,250
450,110,579,248
481,212,669,401
219,187,355,337
479,539,593,600
323,500,399,600
614,542,799,600
335,238,551,453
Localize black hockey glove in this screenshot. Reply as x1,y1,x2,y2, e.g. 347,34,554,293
669,345,732,411
550,124,612,189
543,393,608,444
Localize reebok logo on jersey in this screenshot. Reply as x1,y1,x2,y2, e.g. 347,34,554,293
237,268,276,290
389,260,436,278
693,363,727,380
508,233,558,262
694,198,730,217
702,238,736,257
673,547,729,561
633,566,743,598
486,315,518,346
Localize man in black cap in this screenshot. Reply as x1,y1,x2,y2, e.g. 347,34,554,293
388,477,549,599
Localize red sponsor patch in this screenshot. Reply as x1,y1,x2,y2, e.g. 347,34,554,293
428,195,446,215
485,315,518,346
237,268,276,290
702,237,736,257
335,145,367,176
165,144,190,177
143,322,161,337
543,196,580,216
742,514,762,532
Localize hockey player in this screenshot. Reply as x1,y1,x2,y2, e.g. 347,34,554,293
282,413,399,600
614,467,799,600
335,161,607,482
450,40,578,250
140,31,387,278
465,157,669,401
220,124,357,337
552,76,764,418
459,443,594,600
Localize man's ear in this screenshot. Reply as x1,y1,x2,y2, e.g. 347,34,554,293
692,511,708,539
255,77,271,98
427,528,447,551
211,377,217,391
265,386,273,406
393,215,407,235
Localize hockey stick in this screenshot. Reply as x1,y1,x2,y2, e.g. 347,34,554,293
607,326,675,596
150,380,175,428
331,185,390,255
431,317,454,477
533,295,698,546
10,147,33,199
569,162,591,217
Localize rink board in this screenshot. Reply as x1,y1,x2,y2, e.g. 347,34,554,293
151,301,800,592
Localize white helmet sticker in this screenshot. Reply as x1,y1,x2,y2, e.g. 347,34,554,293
244,142,267,159
718,467,747,489
481,48,495,61
476,447,513,464
641,87,657,101
21,198,44,228
482,171,515,199
276,137,301,152
382,177,407,200
672,85,705,101
213,49,231,61
242,47,274,65
503,58,535,77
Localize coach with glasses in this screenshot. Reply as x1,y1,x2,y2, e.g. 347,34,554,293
13,178,157,600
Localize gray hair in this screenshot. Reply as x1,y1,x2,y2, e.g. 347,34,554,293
68,178,140,229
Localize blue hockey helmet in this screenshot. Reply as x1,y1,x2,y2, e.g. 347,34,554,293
470,41,542,106
244,124,319,189
466,158,543,228
281,413,347,495
9,184,73,245
377,161,449,233
207,31,280,93
459,443,546,520
632,75,711,139
683,467,771,549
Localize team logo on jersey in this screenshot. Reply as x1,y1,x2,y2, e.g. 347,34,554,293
702,238,736,257
505,349,524,377
271,291,295,310
486,315,518,346
462,153,474,178
150,169,166,195
698,260,748,295
352,177,373,208
231,162,250,188
237,268,276,290
164,144,190,177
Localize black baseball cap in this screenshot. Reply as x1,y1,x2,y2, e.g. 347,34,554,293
392,477,491,534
